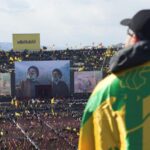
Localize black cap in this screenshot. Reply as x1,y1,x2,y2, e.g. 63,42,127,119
120,9,150,40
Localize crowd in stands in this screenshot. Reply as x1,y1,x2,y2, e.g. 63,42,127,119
0,98,86,149
0,47,117,149
0,47,116,73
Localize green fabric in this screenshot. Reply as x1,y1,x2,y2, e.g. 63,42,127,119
81,64,150,149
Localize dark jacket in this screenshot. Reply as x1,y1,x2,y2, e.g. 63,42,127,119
110,41,150,72
52,80,69,98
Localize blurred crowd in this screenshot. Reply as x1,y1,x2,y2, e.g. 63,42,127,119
0,47,116,73
0,47,117,149
0,98,86,149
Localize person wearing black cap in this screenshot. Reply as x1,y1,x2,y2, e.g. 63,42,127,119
78,10,150,150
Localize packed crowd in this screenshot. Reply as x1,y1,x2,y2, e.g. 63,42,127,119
0,98,86,149
0,47,116,73
0,47,117,149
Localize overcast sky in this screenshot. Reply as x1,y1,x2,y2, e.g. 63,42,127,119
0,0,150,48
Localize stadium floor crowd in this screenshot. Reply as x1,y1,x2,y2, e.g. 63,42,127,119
0,98,85,150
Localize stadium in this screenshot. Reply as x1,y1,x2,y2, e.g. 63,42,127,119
0,34,117,149
1,1,149,149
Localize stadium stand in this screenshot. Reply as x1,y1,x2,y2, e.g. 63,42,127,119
0,47,117,149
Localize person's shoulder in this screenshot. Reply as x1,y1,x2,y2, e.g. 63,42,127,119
92,62,150,96
115,60,150,78
82,74,118,126
91,74,118,96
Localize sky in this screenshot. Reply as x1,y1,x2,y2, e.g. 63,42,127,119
0,0,150,49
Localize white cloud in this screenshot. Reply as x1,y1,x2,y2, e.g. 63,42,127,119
0,0,33,13
0,0,150,48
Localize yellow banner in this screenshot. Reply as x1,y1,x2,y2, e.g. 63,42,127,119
13,33,40,51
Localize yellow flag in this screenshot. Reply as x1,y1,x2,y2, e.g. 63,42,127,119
15,112,21,117
9,57,14,61
51,97,55,104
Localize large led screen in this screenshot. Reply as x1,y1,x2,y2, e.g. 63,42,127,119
74,71,102,93
0,73,11,96
15,61,70,98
